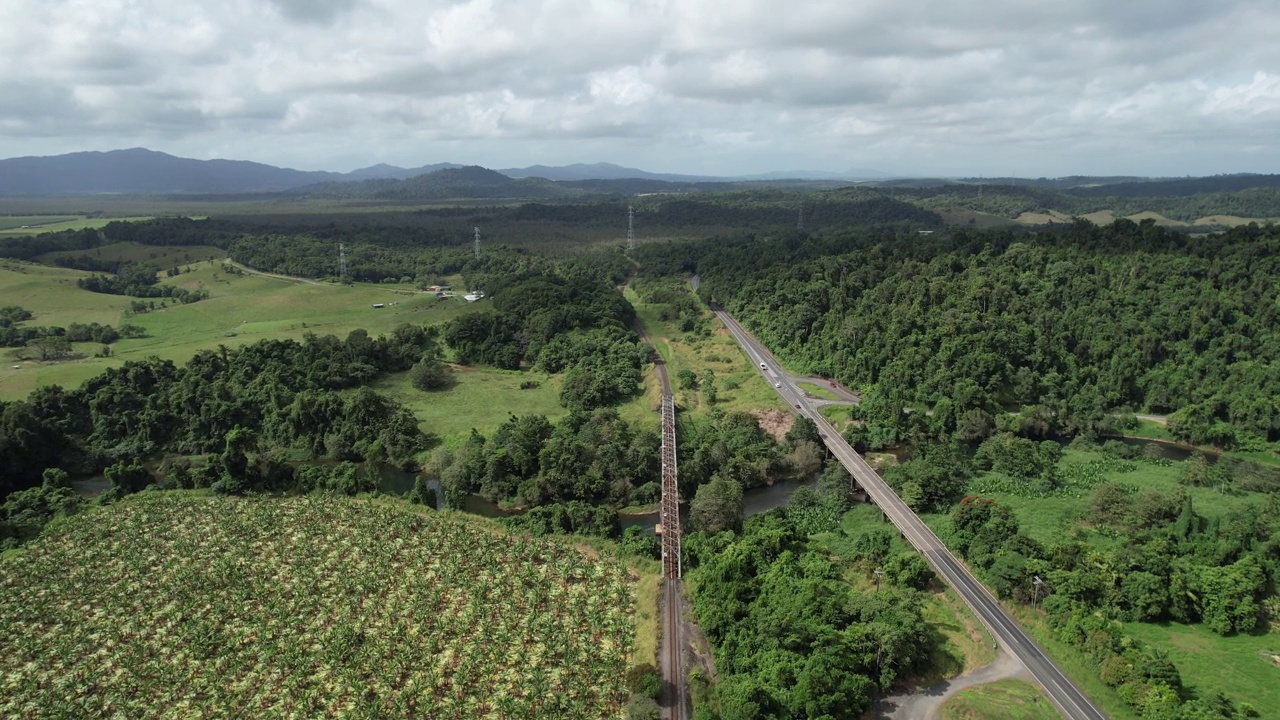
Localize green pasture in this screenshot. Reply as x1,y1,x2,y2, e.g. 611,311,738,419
372,366,569,448
0,257,484,401
0,215,79,231
1123,619,1279,714
939,679,1060,720
795,381,840,400
1120,418,1175,441
0,215,153,236
969,449,1269,549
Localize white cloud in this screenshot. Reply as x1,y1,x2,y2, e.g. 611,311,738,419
0,0,1278,176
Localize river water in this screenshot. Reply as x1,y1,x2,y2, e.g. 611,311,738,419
69,437,1210,529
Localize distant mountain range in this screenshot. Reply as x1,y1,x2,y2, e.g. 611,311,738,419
0,147,1276,200
0,148,895,196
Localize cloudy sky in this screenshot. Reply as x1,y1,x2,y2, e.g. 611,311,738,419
2,0,1278,177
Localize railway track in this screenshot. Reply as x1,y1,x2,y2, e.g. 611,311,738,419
637,321,686,720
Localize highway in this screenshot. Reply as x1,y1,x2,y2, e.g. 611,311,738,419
709,302,1108,720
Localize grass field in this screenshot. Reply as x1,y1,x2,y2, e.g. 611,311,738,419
0,215,153,236
967,449,1268,548
1120,418,1175,440
0,257,484,401
0,493,640,719
373,366,569,448
939,679,1060,720
625,286,785,421
1123,620,1280,713
795,381,840,400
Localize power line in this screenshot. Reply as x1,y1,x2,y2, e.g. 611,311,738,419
627,204,635,251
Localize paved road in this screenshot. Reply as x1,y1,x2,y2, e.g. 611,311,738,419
710,303,1107,720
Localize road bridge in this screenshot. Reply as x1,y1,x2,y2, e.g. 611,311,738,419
710,301,1107,720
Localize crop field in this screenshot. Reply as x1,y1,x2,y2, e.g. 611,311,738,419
0,494,638,719
0,257,484,401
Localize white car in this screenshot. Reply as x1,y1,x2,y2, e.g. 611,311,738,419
774,382,782,388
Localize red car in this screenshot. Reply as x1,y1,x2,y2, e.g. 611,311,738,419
795,404,801,410
829,381,836,388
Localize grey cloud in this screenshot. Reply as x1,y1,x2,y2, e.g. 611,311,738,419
266,0,360,24
1,0,1279,176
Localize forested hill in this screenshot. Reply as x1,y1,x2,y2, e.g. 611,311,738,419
641,220,1280,448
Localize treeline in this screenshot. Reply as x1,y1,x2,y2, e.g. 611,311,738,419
0,217,239,262
891,181,1280,222
0,324,442,504
76,260,208,302
655,221,1280,449
0,305,145,355
442,273,649,409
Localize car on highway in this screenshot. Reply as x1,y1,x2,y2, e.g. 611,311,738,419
759,362,767,369
829,381,836,388
774,382,781,388
794,404,801,409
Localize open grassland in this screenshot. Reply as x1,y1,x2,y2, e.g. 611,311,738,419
938,679,1061,720
625,286,785,421
1122,620,1280,713
966,449,1266,548
372,366,568,448
0,257,483,401
0,494,638,719
0,215,153,236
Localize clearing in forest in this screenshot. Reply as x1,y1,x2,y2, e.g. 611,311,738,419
0,494,638,719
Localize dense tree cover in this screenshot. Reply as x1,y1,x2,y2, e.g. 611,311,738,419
680,410,791,495
503,501,622,539
0,324,442,506
0,469,79,549
686,491,936,719
890,181,1280,222
436,409,660,510
653,221,1280,448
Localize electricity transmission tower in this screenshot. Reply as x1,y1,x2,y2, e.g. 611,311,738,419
338,243,347,277
627,204,634,251
473,227,480,260
797,201,804,230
